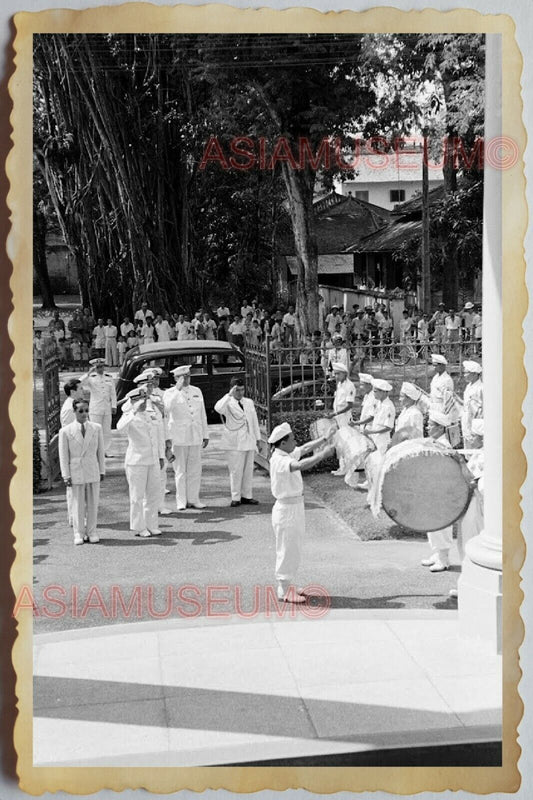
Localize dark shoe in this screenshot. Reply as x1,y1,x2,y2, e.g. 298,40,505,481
241,498,259,505
230,500,241,507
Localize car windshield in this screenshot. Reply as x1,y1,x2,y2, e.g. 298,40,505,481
211,353,244,374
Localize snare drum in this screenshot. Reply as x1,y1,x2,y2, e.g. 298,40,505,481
375,439,472,531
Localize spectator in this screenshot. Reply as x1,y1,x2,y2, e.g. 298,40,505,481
248,319,262,347
473,306,482,348
81,308,96,345
445,309,461,345
417,313,430,343
71,338,82,365
104,318,119,366
325,305,341,335
241,298,253,319
155,314,172,342
326,333,351,375
33,328,43,368
399,310,413,343
120,316,134,339
269,314,283,355
217,316,229,342
351,310,367,341
193,311,206,340
244,312,253,339
228,314,245,349
126,329,139,351
430,303,447,348
135,319,144,345
374,304,385,327
142,317,156,344
217,302,231,320
282,305,297,347
203,311,217,340
48,310,65,335
92,319,106,358
251,299,261,320
117,335,127,365
68,308,84,342
165,313,177,340
378,309,393,342
175,314,188,341
260,311,271,336
134,302,154,323
461,302,475,341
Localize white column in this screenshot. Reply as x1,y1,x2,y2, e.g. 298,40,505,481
458,33,502,653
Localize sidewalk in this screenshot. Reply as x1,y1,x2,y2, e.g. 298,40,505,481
33,609,501,767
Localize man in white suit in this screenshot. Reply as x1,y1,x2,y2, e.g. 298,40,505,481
59,399,105,545
164,365,209,510
79,357,117,456
214,377,261,506
117,386,165,538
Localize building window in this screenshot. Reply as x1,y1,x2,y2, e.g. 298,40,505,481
390,189,406,203
354,190,369,202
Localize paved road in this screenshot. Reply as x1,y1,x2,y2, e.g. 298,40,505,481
32,425,460,633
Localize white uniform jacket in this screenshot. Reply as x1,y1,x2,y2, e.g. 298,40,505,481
360,390,378,429
117,409,165,466
333,379,356,421
59,421,105,484
396,405,424,438
270,447,304,500
430,371,454,412
163,385,209,446
79,372,117,413
461,379,483,440
214,394,260,451
370,397,396,454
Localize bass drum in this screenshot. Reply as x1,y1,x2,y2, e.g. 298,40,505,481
309,417,338,442
378,439,472,532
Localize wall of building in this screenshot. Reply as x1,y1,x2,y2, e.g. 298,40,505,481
340,179,444,211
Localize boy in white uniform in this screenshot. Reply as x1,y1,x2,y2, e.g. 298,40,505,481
268,423,333,603
461,360,483,448
328,362,356,476
396,382,424,438
421,409,454,572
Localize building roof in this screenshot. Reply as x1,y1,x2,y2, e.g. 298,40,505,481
286,254,353,276
279,192,392,256
347,219,421,254
337,149,444,184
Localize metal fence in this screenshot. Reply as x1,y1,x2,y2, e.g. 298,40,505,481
244,337,481,429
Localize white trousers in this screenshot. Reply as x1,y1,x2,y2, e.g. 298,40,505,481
365,450,385,510
272,498,305,585
158,462,168,511
105,339,118,366
227,449,255,501
90,410,112,452
427,526,453,552
70,482,100,539
172,445,202,507
126,464,160,533
335,411,351,473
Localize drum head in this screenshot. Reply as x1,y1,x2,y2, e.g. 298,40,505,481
309,417,337,441
381,450,472,532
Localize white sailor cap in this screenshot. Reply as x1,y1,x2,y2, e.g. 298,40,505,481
331,361,348,374
431,354,448,365
172,365,191,377
145,367,164,377
400,381,421,401
358,373,373,385
464,301,475,310
133,371,154,384
373,379,392,392
89,357,106,366
126,386,147,402
463,360,482,374
428,409,449,427
267,422,292,445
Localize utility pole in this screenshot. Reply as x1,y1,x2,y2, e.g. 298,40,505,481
421,129,431,313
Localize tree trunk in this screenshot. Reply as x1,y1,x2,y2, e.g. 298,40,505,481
33,208,56,309
281,164,319,336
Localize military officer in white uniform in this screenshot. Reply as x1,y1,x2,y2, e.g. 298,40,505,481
214,377,261,506
461,360,483,448
142,367,174,515
164,365,209,510
429,354,454,415
79,358,117,456
268,422,334,603
117,386,165,537
59,399,105,545
396,381,424,438
328,362,356,476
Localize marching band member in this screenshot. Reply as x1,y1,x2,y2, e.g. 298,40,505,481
353,373,378,432
461,361,483,448
429,354,454,416
421,409,454,572
328,362,356,477
117,386,165,538
364,379,395,454
396,382,424,438
268,423,333,604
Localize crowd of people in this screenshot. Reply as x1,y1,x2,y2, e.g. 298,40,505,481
34,296,482,370
58,346,483,603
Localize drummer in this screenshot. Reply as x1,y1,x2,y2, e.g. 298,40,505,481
327,362,356,477
396,382,424,438
360,379,395,495
421,408,454,572
461,360,483,448
429,354,454,415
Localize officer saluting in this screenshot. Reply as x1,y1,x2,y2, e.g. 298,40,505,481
164,365,209,510
79,357,117,456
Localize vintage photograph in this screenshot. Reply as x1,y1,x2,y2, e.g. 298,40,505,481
29,29,500,770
